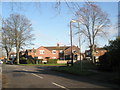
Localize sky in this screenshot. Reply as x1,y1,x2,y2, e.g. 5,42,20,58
1,1,118,52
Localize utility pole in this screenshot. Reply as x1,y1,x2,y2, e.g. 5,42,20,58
70,21,73,66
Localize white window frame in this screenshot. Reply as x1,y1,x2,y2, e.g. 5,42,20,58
60,50,63,53
52,50,56,54
40,50,44,54
38,56,42,59
52,57,56,59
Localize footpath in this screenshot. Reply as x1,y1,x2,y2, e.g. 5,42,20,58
0,64,2,90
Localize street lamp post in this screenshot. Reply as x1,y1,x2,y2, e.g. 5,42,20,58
70,19,79,66
70,20,73,66
70,19,82,71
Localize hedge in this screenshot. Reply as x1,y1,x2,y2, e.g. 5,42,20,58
47,59,58,64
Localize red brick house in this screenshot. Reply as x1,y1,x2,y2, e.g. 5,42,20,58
18,44,80,61
85,48,107,61
26,48,37,58
35,45,80,60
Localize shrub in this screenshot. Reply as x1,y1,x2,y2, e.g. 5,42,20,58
34,59,43,64
98,37,120,72
26,59,34,64
47,59,58,64
20,57,27,64
98,53,112,71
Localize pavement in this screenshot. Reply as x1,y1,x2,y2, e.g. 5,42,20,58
0,64,2,90
2,64,120,89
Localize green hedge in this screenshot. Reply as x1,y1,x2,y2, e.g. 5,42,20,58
36,59,43,64
47,59,58,64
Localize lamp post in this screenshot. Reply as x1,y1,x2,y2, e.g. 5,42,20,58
70,19,82,71
70,20,73,66
70,19,79,66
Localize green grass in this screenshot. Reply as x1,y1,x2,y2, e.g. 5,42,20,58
52,60,98,76
19,63,66,66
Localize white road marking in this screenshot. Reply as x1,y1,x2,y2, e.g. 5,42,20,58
52,82,70,90
22,69,43,79
31,73,43,79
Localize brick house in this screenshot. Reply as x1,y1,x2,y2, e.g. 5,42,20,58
35,45,80,60
85,48,107,61
94,48,107,61
25,48,37,58
16,44,80,61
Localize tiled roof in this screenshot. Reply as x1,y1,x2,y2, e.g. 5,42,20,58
96,48,105,50
44,46,70,51
26,49,36,52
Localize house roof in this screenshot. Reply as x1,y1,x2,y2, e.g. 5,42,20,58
44,46,70,51
26,48,36,52
96,48,105,50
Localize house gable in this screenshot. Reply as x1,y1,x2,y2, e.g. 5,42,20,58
65,46,80,55
36,46,59,59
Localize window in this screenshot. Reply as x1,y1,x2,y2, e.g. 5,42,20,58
52,50,56,54
40,50,44,54
73,50,76,53
96,51,99,53
52,57,56,59
60,50,63,53
38,56,42,59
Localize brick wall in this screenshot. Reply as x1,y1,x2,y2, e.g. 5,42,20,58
36,46,59,60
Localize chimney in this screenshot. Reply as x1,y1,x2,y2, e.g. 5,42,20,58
57,43,60,47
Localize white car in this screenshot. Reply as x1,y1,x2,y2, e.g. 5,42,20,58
42,60,47,64
0,60,3,64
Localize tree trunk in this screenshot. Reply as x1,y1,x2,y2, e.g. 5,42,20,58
16,47,20,64
6,52,9,61
92,45,95,63
16,40,20,64
5,48,10,61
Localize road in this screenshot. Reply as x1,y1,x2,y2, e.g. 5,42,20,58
0,64,2,90
2,64,119,89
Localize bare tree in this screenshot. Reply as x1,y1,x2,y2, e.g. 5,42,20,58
1,23,15,61
2,14,34,64
74,2,110,63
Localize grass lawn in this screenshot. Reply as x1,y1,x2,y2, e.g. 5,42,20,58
19,63,66,66
52,60,97,76
52,60,120,85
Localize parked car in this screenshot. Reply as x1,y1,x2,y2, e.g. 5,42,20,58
6,61,13,64
0,59,3,64
42,60,47,64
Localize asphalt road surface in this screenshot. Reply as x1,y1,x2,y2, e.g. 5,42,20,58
0,64,2,90
2,64,119,89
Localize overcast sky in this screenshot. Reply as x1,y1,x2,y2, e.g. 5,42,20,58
1,1,118,52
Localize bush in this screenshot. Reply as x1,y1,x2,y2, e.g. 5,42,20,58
98,37,120,72
34,59,43,64
98,53,112,71
26,59,34,64
47,59,58,64
20,57,27,64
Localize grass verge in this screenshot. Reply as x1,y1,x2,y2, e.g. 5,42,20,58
19,63,66,66
52,60,97,76
51,60,120,85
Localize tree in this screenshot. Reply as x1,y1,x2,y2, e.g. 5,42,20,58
74,2,110,63
2,14,34,64
1,23,14,61
99,37,120,71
